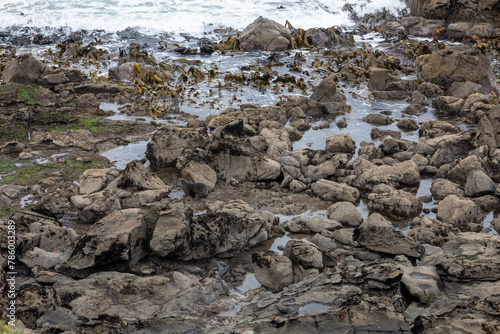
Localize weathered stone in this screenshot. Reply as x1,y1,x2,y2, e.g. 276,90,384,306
326,202,363,227
430,178,464,200
353,160,421,191
362,113,393,125
53,271,225,320
326,134,356,153
368,67,398,91
149,202,192,258
437,195,484,226
464,169,496,197
401,266,441,304
306,216,342,233
181,161,217,192
284,240,324,270
311,233,337,252
58,209,148,277
146,126,208,167
311,179,360,203
239,17,291,51
368,184,423,218
416,45,497,93
354,213,424,258
252,250,293,292
1,54,50,83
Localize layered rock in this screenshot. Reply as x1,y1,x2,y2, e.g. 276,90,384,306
71,161,171,223
416,45,497,93
354,213,424,258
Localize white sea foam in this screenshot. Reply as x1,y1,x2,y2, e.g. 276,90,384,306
0,0,405,36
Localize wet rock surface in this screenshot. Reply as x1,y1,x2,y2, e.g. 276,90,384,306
1,8,500,334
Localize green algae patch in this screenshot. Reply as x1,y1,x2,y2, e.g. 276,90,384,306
0,157,108,186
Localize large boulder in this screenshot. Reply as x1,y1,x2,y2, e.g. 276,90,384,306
252,250,293,292
239,17,291,51
71,161,171,223
464,169,496,197
58,208,149,277
1,54,50,83
367,184,423,218
149,202,192,258
52,271,226,320
437,195,484,226
353,160,421,191
407,0,500,27
326,202,363,227
326,134,356,154
311,179,360,203
310,76,348,114
151,200,278,260
430,178,464,200
354,213,424,258
416,45,497,93
146,126,208,167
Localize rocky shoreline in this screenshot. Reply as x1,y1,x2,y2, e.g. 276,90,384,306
1,1,500,333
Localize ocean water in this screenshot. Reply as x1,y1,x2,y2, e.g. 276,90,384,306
0,0,405,38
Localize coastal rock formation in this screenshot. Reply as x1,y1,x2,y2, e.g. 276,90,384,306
146,126,208,167
326,202,363,227
252,250,293,292
58,208,149,277
71,161,171,223
150,199,278,260
52,271,226,320
354,213,424,258
239,17,291,51
367,184,423,218
416,45,497,93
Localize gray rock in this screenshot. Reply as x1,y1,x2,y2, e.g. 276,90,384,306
149,202,192,258
1,53,51,83
416,45,497,93
53,271,225,320
252,250,293,292
464,169,496,197
326,202,363,227
437,195,484,226
58,208,149,277
311,233,337,252
326,133,356,153
284,240,324,270
239,17,291,51
353,160,421,191
354,213,424,258
368,185,423,218
400,266,441,304
306,216,342,233
181,161,217,192
368,67,398,91
362,113,393,125
311,179,360,203
146,126,208,167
